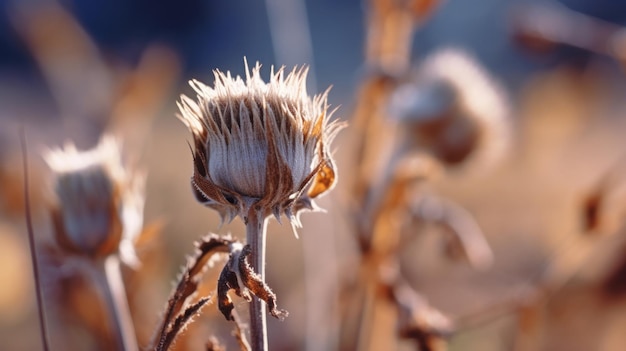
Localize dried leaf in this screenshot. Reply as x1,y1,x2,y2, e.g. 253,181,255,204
159,298,210,351
217,244,288,321
152,234,235,351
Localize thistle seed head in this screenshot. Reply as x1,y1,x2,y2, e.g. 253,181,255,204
388,48,509,169
178,61,342,225
45,136,145,265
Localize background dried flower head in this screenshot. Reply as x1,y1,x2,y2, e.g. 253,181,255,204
388,48,510,170
45,136,145,265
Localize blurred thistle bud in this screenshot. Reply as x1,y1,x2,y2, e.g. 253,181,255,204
388,48,510,170
45,136,145,266
178,61,343,227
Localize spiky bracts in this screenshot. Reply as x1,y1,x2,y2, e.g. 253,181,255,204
178,62,342,227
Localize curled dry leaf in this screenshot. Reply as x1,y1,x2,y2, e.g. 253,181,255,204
218,244,288,321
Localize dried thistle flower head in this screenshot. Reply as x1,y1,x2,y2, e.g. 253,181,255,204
178,61,342,226
388,48,509,169
45,136,145,266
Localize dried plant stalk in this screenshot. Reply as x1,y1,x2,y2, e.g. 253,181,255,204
246,207,269,351
217,232,288,349
342,0,467,349
89,256,139,351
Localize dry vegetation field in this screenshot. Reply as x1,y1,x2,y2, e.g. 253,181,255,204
2,0,626,350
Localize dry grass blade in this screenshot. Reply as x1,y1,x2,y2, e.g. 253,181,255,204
20,128,51,351
107,45,181,160
513,2,626,63
152,234,235,351
11,1,113,128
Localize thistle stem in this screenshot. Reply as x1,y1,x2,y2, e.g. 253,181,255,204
246,207,269,351
91,256,139,351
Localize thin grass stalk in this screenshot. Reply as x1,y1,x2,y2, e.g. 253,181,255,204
20,128,51,351
91,256,139,351
246,207,269,351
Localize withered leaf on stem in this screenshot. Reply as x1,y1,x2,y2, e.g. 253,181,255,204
159,298,210,351
217,244,288,321
153,234,236,351
217,256,242,321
